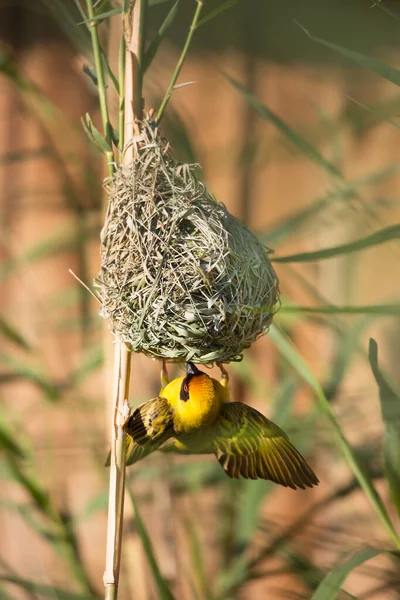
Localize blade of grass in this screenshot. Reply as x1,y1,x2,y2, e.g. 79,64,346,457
269,325,400,548
374,1,400,22
0,419,25,459
0,316,32,351
156,0,204,122
85,0,114,176
280,304,400,316
195,0,238,28
0,577,92,600
296,21,400,88
273,223,400,263
323,317,373,401
260,165,400,246
347,95,400,131
311,548,397,600
0,355,60,402
128,490,175,600
143,1,180,73
80,6,122,24
225,74,341,179
5,455,97,596
369,339,400,518
185,516,215,600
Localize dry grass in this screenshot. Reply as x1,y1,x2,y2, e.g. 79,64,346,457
96,116,280,364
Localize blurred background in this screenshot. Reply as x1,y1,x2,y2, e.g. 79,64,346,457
1,0,400,598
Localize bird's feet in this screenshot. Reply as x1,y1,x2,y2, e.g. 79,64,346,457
160,358,169,392
217,361,229,388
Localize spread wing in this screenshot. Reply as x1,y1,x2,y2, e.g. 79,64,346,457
213,403,318,489
106,396,174,467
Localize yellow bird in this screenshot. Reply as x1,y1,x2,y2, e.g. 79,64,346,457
119,362,319,490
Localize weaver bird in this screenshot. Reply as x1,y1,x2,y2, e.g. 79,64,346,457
116,362,318,490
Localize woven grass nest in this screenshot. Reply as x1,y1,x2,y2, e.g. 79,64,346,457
95,116,280,364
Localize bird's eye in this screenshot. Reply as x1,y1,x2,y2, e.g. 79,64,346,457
183,383,188,393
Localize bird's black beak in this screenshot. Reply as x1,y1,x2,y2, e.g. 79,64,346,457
186,362,201,376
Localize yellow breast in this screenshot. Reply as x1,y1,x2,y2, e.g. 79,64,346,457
162,375,224,434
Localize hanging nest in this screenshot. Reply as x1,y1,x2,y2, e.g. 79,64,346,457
95,116,280,364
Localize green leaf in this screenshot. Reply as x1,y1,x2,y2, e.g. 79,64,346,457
6,456,52,515
225,73,341,179
269,325,400,548
0,419,25,459
144,1,180,72
281,304,400,316
185,517,215,600
323,317,373,401
0,576,91,600
348,96,400,132
79,6,122,24
297,22,400,88
0,316,32,351
369,339,400,517
81,113,112,154
260,166,400,246
0,352,60,402
274,223,400,263
0,499,55,541
196,0,238,28
82,63,98,86
374,1,400,22
128,490,175,600
102,49,119,94
311,548,396,600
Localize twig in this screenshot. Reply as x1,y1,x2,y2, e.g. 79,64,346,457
156,0,204,123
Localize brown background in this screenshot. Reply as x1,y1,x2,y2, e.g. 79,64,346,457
1,1,400,598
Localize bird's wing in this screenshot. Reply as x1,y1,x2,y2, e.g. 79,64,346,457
123,396,174,466
212,403,318,489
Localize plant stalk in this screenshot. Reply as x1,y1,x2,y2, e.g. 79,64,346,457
103,2,147,599
156,0,203,123
118,35,126,162
104,340,131,600
86,0,114,177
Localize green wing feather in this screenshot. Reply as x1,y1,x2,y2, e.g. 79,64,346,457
105,397,174,467
213,403,319,489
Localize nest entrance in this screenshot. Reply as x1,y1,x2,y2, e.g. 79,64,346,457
95,117,280,363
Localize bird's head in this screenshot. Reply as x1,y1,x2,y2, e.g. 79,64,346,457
180,362,215,403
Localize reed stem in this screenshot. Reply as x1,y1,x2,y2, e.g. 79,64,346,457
103,1,147,598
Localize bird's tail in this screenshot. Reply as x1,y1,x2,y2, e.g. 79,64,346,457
105,433,153,467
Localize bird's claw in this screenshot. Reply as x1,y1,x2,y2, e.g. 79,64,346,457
160,358,169,391
217,361,229,387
